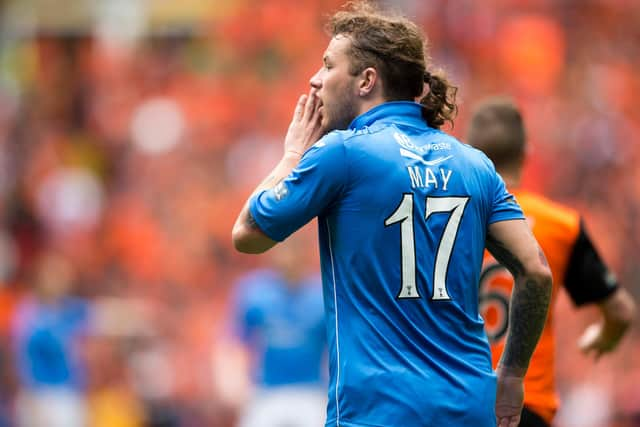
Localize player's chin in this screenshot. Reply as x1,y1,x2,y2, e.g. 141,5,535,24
319,123,331,137
319,114,330,133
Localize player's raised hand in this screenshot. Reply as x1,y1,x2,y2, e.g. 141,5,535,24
284,88,323,159
579,322,607,360
495,367,524,427
579,289,635,361
578,321,624,361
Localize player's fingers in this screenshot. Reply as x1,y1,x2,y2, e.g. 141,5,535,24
581,344,599,359
303,88,318,119
294,94,307,120
310,96,322,124
578,336,599,353
578,343,592,354
497,414,520,427
594,349,604,362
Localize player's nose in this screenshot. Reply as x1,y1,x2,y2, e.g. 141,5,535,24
309,68,323,89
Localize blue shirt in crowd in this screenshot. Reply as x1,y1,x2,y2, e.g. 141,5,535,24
12,296,91,391
233,269,326,388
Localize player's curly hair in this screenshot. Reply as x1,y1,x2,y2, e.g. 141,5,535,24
328,1,458,129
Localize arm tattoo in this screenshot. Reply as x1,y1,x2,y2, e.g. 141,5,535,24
538,247,549,267
245,210,260,230
255,176,285,194
501,277,551,370
487,232,551,371
486,233,524,277
261,174,276,188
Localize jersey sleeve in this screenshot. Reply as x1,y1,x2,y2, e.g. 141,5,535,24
249,133,348,242
488,169,525,224
564,220,619,306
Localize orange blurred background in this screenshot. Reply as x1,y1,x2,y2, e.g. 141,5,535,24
0,0,638,426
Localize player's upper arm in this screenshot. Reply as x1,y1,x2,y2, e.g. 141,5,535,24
249,133,348,242
232,210,277,254
486,219,551,285
564,220,619,306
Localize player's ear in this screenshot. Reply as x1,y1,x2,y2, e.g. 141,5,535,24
358,67,377,97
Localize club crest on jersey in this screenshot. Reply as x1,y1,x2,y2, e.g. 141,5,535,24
273,181,289,201
393,131,413,148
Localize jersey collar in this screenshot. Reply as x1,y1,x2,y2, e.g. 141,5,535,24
349,101,426,130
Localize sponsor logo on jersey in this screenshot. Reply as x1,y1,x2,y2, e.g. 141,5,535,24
393,131,451,154
394,132,453,167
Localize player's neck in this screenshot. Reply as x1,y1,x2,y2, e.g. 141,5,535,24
358,92,388,117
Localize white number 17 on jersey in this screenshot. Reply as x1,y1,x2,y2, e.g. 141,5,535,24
384,194,470,300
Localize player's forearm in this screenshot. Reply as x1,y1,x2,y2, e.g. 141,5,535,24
499,273,552,375
232,90,322,254
232,154,301,253
599,288,636,344
485,221,552,375
252,153,302,196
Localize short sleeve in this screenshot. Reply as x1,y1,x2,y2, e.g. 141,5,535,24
249,133,348,242
488,171,525,224
564,220,619,306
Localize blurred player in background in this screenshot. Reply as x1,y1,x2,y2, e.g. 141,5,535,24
11,252,92,427
233,2,552,426
231,234,326,427
467,97,636,427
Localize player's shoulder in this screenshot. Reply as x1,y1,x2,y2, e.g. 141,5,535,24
303,129,353,158
347,120,465,152
515,191,580,233
316,129,356,146
434,135,501,182
456,139,500,169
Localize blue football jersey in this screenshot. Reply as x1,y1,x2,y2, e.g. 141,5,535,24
233,269,326,387
250,102,524,427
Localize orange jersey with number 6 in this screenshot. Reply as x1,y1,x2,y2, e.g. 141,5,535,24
481,190,581,424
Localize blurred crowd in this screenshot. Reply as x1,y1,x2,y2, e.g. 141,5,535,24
0,0,637,426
